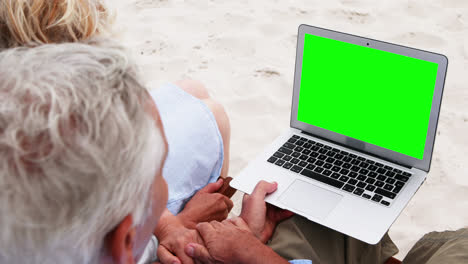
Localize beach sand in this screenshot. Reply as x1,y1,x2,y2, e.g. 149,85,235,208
114,0,468,259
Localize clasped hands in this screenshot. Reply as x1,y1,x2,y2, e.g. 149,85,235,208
154,179,293,264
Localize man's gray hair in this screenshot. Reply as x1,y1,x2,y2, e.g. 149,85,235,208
0,40,165,263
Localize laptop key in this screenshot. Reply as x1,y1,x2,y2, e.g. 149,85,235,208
357,175,366,181
372,195,383,202
361,163,369,169
377,175,386,181
273,152,285,159
393,168,403,174
307,157,316,163
362,193,372,199
395,174,409,182
324,163,332,169
299,155,308,161
332,166,341,172
340,169,350,175
300,169,345,189
283,162,293,169
323,170,332,176
351,166,360,172
267,157,278,163
326,157,335,163
282,155,292,161
375,188,396,199
385,178,396,184
368,165,378,171
348,179,358,185
354,188,364,196
367,160,375,164
339,176,349,182
311,152,319,157
298,161,308,167
384,184,394,191
375,162,384,167
292,152,301,158
375,181,385,188
331,173,340,179
343,163,352,169
365,178,376,184
335,154,344,160
343,157,352,162
302,149,311,155
385,171,396,177
395,180,405,187
303,143,312,149
314,167,324,173
283,142,295,149
279,147,293,155
384,165,393,170
365,185,376,192
315,160,324,166
368,172,378,178
295,141,305,146
377,168,386,174
357,182,366,188
306,164,316,170
291,158,300,164
381,200,390,206
334,160,344,166
294,146,304,152
393,186,403,194
342,184,355,192
349,172,358,178
403,172,412,177
319,148,328,154
275,160,285,166
292,135,300,139
287,138,297,144
291,165,303,173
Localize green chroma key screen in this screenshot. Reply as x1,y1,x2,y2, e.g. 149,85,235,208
297,34,439,160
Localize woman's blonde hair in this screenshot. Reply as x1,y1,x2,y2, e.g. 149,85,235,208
0,0,111,48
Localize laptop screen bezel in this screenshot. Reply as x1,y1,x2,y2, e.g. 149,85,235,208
290,24,448,172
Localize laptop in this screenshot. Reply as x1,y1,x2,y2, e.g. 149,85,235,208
230,24,448,244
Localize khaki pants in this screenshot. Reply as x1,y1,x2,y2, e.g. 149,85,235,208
268,215,468,264
268,215,398,264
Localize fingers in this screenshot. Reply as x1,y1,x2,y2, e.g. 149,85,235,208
251,180,278,199
157,245,180,264
199,179,224,194
223,195,234,212
196,222,216,240
185,243,212,262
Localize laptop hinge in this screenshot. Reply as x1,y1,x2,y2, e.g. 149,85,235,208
301,131,412,169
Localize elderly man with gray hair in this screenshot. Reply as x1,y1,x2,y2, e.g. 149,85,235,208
0,39,291,264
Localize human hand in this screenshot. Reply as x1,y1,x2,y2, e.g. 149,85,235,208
184,219,262,264
239,181,294,243
178,179,234,229
154,210,204,264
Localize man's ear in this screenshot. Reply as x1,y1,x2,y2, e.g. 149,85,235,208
106,214,137,264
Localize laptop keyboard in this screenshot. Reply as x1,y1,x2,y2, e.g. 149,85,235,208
267,135,413,207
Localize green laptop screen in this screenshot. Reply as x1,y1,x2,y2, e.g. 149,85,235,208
297,34,439,160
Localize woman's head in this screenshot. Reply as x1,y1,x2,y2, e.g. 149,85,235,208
0,0,111,49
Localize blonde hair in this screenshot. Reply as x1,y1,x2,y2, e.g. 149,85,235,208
0,0,112,48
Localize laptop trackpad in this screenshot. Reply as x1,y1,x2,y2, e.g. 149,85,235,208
279,180,343,220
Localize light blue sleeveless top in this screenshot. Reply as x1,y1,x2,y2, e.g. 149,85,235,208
150,84,224,214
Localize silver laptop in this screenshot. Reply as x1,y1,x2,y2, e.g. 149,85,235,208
230,24,448,244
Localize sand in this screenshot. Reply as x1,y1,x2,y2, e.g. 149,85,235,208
113,0,468,259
